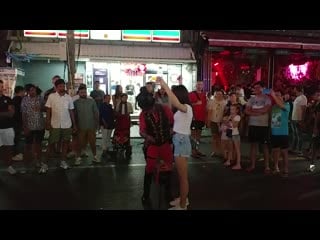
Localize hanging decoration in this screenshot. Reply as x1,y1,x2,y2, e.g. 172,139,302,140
123,63,147,76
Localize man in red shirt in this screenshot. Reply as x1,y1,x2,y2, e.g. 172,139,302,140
189,81,207,158
137,91,174,207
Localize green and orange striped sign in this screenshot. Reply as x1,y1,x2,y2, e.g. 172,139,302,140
152,30,180,43
57,30,89,39
122,30,152,41
24,30,57,38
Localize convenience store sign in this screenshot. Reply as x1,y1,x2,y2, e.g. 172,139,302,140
57,30,89,39
24,30,180,43
24,30,89,39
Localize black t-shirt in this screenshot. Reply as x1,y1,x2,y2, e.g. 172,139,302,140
12,95,23,126
44,87,55,103
0,95,14,129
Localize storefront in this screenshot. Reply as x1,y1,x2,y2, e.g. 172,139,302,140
10,30,197,111
85,61,196,110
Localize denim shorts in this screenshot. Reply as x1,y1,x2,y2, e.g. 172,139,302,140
172,133,192,157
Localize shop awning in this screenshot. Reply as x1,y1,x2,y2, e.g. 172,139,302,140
12,42,196,63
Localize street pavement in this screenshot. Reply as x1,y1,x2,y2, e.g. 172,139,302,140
0,137,320,210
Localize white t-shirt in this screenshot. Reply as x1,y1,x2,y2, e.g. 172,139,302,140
45,92,74,129
292,94,307,121
173,104,193,135
207,99,227,123
231,115,241,135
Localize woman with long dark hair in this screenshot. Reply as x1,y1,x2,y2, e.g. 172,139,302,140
157,77,192,210
112,85,123,108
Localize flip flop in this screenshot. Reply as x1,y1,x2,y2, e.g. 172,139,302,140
246,167,255,172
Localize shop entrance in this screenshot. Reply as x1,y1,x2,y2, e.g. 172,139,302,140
93,68,108,93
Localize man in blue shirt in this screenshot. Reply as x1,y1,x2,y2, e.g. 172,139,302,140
270,89,290,177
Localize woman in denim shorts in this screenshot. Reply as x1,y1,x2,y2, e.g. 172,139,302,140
157,77,193,210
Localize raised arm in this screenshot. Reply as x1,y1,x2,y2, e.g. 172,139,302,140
270,90,285,109
157,77,188,113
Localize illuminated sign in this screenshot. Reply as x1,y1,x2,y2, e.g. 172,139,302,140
23,30,181,43
57,30,89,39
122,30,152,41
152,30,180,43
90,30,121,40
24,30,57,38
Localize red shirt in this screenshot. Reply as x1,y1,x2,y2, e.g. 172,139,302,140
139,105,173,134
189,91,207,121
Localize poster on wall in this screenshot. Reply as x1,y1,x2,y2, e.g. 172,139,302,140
145,74,168,92
0,68,17,98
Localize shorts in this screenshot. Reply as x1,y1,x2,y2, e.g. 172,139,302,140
248,126,270,144
210,122,220,135
79,129,96,147
48,128,72,144
172,133,192,157
0,128,14,147
191,120,205,130
271,135,289,149
25,130,45,144
232,135,241,142
145,142,173,174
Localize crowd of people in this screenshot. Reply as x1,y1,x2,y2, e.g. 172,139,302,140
1,74,320,210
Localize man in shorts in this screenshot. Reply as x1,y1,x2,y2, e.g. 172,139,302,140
245,81,272,174
0,80,17,174
45,79,76,170
189,81,207,158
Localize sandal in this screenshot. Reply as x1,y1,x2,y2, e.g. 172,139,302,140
264,168,271,175
232,166,242,170
246,167,255,172
272,169,280,175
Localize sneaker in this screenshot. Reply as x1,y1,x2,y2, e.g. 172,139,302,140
169,197,190,207
74,157,82,166
38,163,48,174
60,161,70,170
67,151,76,159
168,205,187,210
81,151,89,157
7,166,17,175
92,155,101,163
196,150,206,157
210,152,215,158
308,164,316,172
12,153,23,161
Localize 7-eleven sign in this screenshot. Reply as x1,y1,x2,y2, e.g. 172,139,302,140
24,30,57,38
57,30,89,39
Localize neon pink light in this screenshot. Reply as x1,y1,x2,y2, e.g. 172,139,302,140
214,62,219,66
287,62,309,80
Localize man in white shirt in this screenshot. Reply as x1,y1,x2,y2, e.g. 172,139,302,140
291,85,308,154
45,79,76,170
